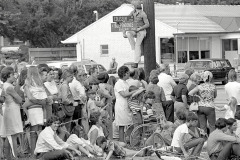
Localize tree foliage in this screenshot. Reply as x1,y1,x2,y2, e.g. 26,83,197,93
0,0,240,48
0,0,129,47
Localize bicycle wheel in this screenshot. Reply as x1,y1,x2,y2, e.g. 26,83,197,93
152,133,166,148
124,124,135,145
130,123,157,147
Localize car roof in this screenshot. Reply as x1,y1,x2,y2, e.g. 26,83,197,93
72,60,100,65
189,59,228,62
124,61,144,65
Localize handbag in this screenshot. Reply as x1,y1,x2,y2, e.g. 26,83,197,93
189,102,199,111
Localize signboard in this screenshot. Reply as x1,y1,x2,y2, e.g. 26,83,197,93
111,22,137,32
113,16,134,22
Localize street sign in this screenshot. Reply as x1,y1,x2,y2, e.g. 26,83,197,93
111,22,137,32
113,16,134,22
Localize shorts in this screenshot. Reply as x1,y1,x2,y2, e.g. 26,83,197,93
28,106,44,126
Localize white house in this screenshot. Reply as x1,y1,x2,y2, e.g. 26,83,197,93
62,4,240,69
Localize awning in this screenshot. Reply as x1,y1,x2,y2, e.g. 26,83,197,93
1,47,19,53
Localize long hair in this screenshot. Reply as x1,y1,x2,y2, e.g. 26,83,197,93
26,66,43,87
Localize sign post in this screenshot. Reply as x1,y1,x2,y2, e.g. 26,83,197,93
111,16,137,32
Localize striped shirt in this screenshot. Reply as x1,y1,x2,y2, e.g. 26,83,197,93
127,99,142,115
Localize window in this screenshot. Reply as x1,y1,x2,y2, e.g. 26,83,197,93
160,38,175,63
213,61,222,68
220,60,231,68
223,39,238,51
100,45,109,55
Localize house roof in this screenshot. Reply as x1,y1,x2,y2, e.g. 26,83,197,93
62,4,240,44
155,5,226,33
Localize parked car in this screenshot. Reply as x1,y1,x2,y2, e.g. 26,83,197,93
184,59,234,84
123,61,160,70
71,59,107,75
47,61,75,69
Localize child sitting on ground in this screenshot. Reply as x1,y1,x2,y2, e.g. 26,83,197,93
173,109,187,131
171,112,205,159
87,89,110,138
96,136,145,160
215,97,237,119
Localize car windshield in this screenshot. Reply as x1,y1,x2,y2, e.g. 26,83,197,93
220,60,231,67
98,65,106,72
186,61,212,69
85,64,98,74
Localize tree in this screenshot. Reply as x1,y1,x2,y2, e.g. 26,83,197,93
0,0,129,48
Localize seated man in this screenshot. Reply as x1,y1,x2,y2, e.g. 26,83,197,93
171,112,205,159
34,116,81,160
108,57,118,74
207,118,240,160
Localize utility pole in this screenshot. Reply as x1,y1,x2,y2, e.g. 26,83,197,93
143,0,156,78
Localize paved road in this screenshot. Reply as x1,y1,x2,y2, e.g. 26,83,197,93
213,83,227,119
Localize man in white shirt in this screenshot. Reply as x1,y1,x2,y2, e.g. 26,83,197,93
69,67,87,127
171,112,205,159
157,64,176,122
225,69,240,111
35,116,81,159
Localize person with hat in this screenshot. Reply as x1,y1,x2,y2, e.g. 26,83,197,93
122,0,150,68
108,58,118,74
189,71,217,133
171,73,189,114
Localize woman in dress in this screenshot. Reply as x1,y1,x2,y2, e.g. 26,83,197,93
1,66,23,157
147,76,166,119
114,66,137,143
189,71,217,133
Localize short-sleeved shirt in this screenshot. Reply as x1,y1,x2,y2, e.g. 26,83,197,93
147,83,166,103
171,123,189,148
198,83,216,108
129,10,147,27
171,84,188,102
158,73,177,101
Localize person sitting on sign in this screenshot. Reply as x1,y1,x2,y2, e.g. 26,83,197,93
123,0,149,68
108,57,118,74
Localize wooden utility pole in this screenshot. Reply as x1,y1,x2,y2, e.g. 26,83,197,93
143,0,156,78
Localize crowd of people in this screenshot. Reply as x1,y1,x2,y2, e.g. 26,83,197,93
0,61,240,160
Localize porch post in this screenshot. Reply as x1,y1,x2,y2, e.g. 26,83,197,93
238,38,240,55
175,35,178,64
76,42,82,61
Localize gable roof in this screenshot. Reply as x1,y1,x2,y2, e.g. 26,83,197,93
155,4,225,33
62,4,240,44
61,4,133,44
